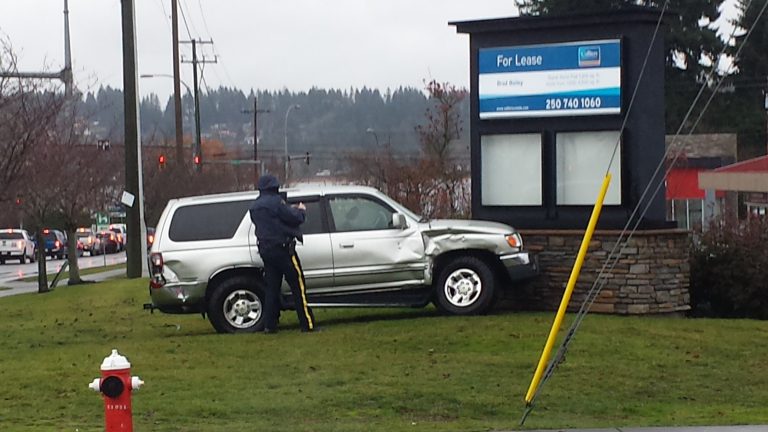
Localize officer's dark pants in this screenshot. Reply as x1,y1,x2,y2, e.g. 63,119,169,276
260,244,315,332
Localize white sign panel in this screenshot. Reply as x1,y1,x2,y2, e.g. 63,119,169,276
479,40,622,119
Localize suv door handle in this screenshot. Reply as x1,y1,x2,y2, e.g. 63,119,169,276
339,242,354,248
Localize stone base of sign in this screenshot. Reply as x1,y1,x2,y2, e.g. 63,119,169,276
512,229,691,315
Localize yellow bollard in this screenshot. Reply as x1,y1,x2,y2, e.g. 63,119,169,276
524,173,612,405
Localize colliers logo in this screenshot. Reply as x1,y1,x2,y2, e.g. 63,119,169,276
578,46,601,67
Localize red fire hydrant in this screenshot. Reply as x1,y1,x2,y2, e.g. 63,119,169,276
88,349,144,432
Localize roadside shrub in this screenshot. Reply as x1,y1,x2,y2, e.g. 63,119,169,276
690,216,768,319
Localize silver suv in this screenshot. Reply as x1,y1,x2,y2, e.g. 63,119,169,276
147,185,537,333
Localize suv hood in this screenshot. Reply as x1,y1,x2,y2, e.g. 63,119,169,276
418,219,518,256
420,219,515,236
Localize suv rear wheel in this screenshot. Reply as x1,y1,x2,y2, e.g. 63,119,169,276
434,256,496,315
208,276,266,333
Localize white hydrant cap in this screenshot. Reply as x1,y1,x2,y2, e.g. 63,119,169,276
131,376,144,390
88,378,101,392
100,349,131,371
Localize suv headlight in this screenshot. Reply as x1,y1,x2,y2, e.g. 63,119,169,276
505,233,523,249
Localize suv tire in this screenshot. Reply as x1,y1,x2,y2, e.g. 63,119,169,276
434,256,496,315
208,276,266,333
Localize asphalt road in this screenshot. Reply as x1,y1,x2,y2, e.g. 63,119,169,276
0,251,127,286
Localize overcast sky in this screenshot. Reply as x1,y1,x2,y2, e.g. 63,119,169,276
0,0,520,100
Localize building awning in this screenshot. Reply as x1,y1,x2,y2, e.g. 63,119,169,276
698,155,768,192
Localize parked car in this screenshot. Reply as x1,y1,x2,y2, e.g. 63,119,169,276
147,185,538,333
76,227,99,256
0,229,36,264
146,227,156,249
108,224,127,251
42,229,68,259
95,231,120,254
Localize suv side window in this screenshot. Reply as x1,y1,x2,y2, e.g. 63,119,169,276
328,195,395,232
286,196,325,235
169,199,254,242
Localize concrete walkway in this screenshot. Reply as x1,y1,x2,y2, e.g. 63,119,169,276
519,427,768,432
0,268,126,298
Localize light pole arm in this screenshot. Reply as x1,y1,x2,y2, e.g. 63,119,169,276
284,104,300,183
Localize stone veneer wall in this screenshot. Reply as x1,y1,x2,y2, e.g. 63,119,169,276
516,229,691,315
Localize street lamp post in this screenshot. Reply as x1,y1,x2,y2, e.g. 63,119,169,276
366,127,380,147
284,104,301,184
140,73,194,168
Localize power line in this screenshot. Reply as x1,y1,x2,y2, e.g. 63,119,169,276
179,0,201,41
196,0,213,40
177,0,193,40
521,0,768,424
154,0,172,31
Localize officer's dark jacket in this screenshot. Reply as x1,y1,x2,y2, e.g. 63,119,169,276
249,181,305,248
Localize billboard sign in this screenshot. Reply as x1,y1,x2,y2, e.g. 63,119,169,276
479,39,621,119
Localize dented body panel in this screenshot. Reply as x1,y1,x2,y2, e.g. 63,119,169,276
148,184,538,317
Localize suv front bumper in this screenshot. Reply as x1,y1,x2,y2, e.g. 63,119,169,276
499,251,539,281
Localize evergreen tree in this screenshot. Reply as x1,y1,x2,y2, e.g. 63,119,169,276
729,0,768,158
514,0,725,133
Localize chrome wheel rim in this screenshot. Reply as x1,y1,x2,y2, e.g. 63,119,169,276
443,268,482,307
223,289,262,329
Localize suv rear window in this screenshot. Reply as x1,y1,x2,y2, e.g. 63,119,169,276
0,233,23,240
169,200,254,242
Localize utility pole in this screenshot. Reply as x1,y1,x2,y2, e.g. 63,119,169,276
0,0,74,292
181,39,216,173
0,0,72,96
121,0,148,278
242,97,270,188
171,0,183,165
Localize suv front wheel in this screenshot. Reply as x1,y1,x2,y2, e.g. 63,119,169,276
208,276,266,333
434,256,496,315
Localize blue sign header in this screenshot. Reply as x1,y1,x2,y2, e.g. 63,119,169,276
479,40,621,74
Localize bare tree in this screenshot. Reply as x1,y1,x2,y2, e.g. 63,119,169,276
0,39,63,203
50,97,122,285
344,80,471,219
24,132,68,293
415,80,467,167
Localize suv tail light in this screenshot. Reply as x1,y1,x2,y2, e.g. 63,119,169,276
55,240,61,248
149,252,166,289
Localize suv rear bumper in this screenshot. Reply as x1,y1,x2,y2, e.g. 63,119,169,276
499,251,539,281
149,281,207,311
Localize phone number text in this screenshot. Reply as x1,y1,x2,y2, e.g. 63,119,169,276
545,97,603,110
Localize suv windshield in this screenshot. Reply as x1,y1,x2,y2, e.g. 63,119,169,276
0,233,23,240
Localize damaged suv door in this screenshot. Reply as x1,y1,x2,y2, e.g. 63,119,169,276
324,194,427,303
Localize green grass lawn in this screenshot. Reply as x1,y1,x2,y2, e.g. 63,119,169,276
1,279,767,432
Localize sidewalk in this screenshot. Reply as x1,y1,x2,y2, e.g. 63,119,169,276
518,427,768,432
0,268,126,298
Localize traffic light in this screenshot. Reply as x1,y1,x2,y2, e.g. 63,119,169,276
193,154,202,172
305,151,310,165
158,154,166,170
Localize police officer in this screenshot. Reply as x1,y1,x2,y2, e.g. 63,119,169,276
249,174,316,333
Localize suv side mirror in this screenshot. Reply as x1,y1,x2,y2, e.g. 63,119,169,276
392,213,407,229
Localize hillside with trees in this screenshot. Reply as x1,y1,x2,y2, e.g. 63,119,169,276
79,85,470,169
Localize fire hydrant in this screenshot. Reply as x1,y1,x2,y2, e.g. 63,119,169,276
88,349,144,432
